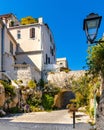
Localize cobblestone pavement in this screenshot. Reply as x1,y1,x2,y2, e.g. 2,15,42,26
0,110,91,130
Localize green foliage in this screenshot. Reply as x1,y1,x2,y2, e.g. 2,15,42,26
38,79,45,90
87,42,104,77
43,83,60,96
60,67,70,73
70,73,101,120
20,16,38,25
0,80,16,97
8,107,21,113
30,106,43,112
41,82,60,110
28,80,36,89
26,91,42,107
42,94,54,110
71,75,91,108
86,107,94,119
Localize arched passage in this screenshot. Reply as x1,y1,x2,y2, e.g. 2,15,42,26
54,90,75,109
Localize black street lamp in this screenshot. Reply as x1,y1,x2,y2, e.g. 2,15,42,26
83,13,103,128
83,13,102,44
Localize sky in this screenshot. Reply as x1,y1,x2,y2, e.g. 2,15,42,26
0,0,104,70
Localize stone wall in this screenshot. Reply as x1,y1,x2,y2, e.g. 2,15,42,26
0,83,19,112
96,94,104,130
0,83,5,107
7,64,41,85
47,70,85,88
47,70,85,109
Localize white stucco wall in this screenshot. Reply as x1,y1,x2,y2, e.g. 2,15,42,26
0,24,2,72
3,27,16,72
9,25,42,52
7,64,41,85
41,25,56,65
9,22,56,71
16,53,43,70
56,58,68,68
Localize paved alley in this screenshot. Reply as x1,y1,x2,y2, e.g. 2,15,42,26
0,110,91,130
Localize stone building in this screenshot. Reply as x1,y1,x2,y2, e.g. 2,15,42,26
0,13,56,85
56,57,68,68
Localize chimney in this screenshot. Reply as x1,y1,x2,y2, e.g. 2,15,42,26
38,17,43,24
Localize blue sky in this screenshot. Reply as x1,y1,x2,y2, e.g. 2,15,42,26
0,0,104,70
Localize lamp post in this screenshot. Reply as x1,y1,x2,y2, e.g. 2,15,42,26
83,13,103,127
83,13,102,44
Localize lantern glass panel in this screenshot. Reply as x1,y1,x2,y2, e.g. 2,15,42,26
86,19,99,29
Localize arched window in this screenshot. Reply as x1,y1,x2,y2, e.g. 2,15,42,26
30,28,35,38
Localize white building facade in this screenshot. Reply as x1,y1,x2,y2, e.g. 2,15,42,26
0,13,56,84
5,14,56,72
56,57,68,68
0,19,16,76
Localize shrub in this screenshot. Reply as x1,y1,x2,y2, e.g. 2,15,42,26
8,107,21,113
38,79,45,90
42,94,54,110
0,80,16,97
21,16,38,25
26,91,42,107
30,106,43,112
28,80,36,89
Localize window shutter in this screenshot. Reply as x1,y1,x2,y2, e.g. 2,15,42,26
30,28,35,38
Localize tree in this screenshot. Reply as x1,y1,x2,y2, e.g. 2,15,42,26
87,40,104,91
71,75,91,108
20,16,38,25
69,73,100,119
86,37,104,129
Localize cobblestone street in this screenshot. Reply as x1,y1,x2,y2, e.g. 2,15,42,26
0,110,91,130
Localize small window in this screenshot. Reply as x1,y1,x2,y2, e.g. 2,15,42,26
16,43,20,53
50,35,52,42
48,57,50,64
51,48,54,56
50,46,54,56
46,54,48,64
17,30,21,39
50,46,52,54
30,28,35,38
60,63,63,65
10,41,13,54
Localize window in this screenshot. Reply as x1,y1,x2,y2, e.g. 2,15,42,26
10,41,13,54
30,28,35,38
46,54,48,64
51,48,54,56
60,63,63,65
16,43,19,53
50,46,52,54
48,57,50,64
17,30,21,39
50,34,52,42
50,46,54,56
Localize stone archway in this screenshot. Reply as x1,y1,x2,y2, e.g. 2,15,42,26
54,90,75,109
